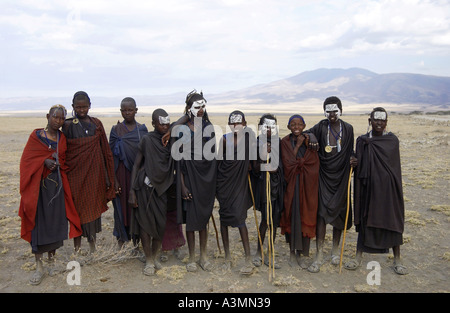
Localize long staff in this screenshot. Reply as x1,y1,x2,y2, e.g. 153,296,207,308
266,167,275,281
339,166,354,274
248,174,264,264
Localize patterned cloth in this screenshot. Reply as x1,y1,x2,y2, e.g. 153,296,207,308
65,117,115,224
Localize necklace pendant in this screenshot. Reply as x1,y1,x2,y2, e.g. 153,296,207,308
85,130,88,134
73,118,79,124
325,145,332,153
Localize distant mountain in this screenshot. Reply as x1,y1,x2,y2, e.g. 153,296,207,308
208,68,450,113
1,68,449,114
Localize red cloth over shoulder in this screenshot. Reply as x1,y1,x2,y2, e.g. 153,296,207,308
280,135,320,238
19,129,82,243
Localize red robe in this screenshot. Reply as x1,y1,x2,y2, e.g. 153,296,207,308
19,129,82,243
280,135,320,238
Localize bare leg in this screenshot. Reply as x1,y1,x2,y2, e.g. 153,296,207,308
30,253,45,285
393,245,408,275
331,227,342,265
140,232,156,275
186,230,198,272
308,217,326,273
198,229,212,271
239,225,254,275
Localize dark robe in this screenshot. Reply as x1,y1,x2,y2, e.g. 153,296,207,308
130,131,174,240
216,129,255,227
109,121,148,241
19,129,82,248
280,134,319,251
307,119,354,230
354,132,404,253
175,120,217,232
249,136,284,227
62,117,115,237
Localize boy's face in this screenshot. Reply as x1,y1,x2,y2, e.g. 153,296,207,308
229,113,246,133
153,116,170,135
120,101,137,123
288,117,305,137
73,99,90,119
324,103,341,123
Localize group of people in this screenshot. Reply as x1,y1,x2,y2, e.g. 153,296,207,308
19,90,408,286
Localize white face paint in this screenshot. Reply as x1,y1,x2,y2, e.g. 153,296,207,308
158,115,170,125
229,114,243,124
261,118,277,136
373,111,387,120
324,103,341,119
190,100,206,117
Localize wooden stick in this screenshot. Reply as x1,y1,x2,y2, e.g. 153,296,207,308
339,167,353,274
248,174,264,263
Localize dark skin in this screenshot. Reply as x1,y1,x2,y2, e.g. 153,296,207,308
68,98,111,254
177,105,212,271
30,108,66,285
309,107,357,272
345,115,406,275
220,119,253,273
285,118,315,266
252,122,283,268
114,100,140,198
128,118,169,275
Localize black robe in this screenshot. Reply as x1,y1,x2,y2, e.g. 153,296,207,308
249,136,284,227
307,119,354,230
131,131,175,240
354,132,404,253
175,121,217,232
216,130,256,227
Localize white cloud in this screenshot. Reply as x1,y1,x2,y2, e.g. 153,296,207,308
0,0,449,97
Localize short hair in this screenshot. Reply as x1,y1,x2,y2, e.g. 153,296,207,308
152,108,168,123
72,91,91,105
258,113,277,125
288,114,305,125
323,96,342,111
121,97,136,108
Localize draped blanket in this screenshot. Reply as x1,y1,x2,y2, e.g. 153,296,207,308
354,133,404,234
65,118,115,224
280,135,319,238
19,130,81,242
131,131,175,240
307,119,354,229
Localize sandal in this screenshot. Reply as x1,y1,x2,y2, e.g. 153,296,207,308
29,270,45,285
393,263,409,275
199,260,213,272
252,255,262,267
143,263,156,276
307,260,322,273
186,262,198,272
264,256,281,269
344,259,362,271
239,263,255,276
331,255,340,265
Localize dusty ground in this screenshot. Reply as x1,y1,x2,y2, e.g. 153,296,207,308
0,112,448,294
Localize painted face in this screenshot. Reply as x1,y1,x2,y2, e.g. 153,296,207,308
324,103,341,121
154,115,170,134
261,118,277,136
370,111,387,136
190,100,206,117
229,113,245,133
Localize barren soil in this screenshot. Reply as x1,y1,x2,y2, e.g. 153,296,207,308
0,113,448,294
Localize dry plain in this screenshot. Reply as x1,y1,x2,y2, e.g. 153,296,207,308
0,111,448,294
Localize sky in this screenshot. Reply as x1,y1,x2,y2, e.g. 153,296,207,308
1,0,450,98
